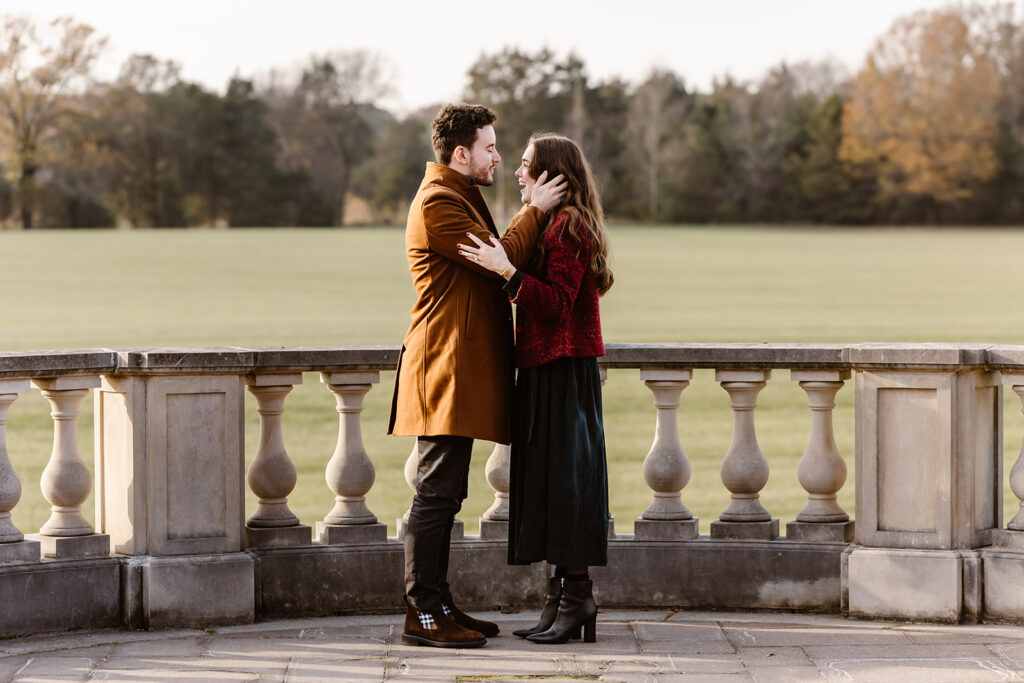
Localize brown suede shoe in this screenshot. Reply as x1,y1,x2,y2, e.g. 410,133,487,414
442,600,500,638
401,596,487,648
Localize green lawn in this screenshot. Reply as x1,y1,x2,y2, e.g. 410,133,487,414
3,226,1024,538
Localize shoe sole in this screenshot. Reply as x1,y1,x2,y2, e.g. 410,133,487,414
401,633,487,648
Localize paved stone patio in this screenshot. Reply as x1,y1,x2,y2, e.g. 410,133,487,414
2,609,1024,682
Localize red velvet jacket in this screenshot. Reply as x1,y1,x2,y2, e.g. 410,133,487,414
504,211,605,368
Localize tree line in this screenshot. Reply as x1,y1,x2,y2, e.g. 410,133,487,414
1,3,1023,228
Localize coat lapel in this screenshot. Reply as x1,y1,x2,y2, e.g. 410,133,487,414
423,163,497,236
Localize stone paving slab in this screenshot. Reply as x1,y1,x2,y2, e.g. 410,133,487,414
994,642,1024,667
737,645,814,668
2,610,1024,682
818,657,1020,682
749,665,826,682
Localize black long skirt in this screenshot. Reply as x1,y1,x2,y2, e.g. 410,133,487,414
508,356,609,567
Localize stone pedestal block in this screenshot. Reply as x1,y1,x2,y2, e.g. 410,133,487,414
316,521,388,545
597,537,843,611
710,519,779,540
0,539,39,563
95,375,245,556
0,557,121,637
786,521,854,543
246,524,312,549
845,547,978,622
31,532,109,559
982,548,1024,619
478,518,508,540
634,518,700,541
135,553,255,629
991,528,1024,552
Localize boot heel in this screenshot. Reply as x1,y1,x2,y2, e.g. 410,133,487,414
583,616,596,643
401,634,422,646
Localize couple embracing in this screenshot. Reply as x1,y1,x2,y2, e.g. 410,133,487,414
388,103,614,649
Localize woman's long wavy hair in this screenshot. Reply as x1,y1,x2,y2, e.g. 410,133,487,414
527,133,613,295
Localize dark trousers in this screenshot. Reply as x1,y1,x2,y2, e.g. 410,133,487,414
404,435,473,613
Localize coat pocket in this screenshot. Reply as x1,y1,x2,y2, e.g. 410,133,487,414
464,287,476,340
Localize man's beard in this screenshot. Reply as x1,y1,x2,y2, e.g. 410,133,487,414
467,161,495,186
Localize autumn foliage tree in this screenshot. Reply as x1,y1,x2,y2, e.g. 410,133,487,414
0,15,105,228
840,5,1003,209
8,6,1024,228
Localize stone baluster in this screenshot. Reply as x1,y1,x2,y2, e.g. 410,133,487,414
317,371,387,544
244,374,311,548
711,369,778,540
0,380,40,562
786,370,854,543
990,378,1024,573
634,369,699,540
397,443,418,539
1008,383,1024,532
31,377,110,558
479,443,510,540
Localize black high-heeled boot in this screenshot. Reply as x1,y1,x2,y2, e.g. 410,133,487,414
513,577,562,638
526,578,596,644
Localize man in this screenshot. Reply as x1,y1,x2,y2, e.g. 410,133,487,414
389,103,565,648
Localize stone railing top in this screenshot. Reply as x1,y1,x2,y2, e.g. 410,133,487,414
119,346,401,374
0,346,400,378
0,343,1020,378
601,343,847,369
0,349,119,379
604,343,1000,371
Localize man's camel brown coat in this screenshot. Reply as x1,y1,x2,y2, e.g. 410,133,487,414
389,162,546,444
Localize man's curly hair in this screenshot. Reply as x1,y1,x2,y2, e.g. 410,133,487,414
431,104,497,165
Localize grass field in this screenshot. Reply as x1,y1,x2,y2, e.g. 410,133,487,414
3,225,1024,538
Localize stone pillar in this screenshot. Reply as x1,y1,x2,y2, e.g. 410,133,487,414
984,375,1024,620
0,380,39,562
95,371,252,628
786,370,854,543
634,369,699,540
479,443,510,540
244,374,311,548
316,372,387,545
711,370,778,540
847,363,1000,622
30,376,110,558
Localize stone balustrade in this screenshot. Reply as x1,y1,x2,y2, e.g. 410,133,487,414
1,343,1024,635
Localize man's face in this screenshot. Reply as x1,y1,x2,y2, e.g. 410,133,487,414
465,124,500,186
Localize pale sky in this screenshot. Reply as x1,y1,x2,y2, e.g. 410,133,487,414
4,0,1000,113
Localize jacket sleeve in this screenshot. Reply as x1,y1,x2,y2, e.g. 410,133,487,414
421,191,546,278
511,220,587,323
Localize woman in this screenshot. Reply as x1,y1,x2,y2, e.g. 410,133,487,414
458,133,613,645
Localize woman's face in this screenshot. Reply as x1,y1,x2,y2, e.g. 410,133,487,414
515,144,537,204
